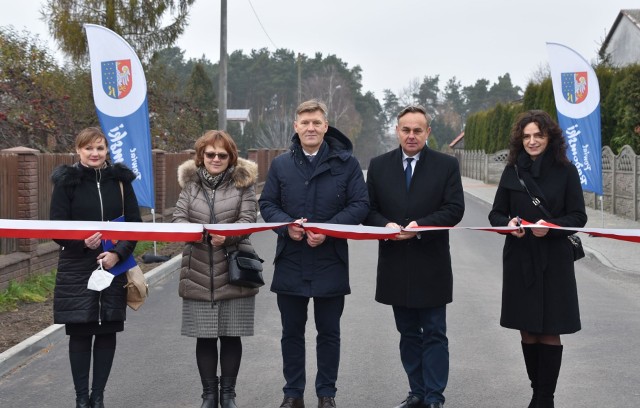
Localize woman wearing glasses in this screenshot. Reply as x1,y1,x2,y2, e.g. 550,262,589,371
173,130,259,408
488,110,587,408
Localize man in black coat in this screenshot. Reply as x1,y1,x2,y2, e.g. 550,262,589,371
259,99,369,408
365,105,464,408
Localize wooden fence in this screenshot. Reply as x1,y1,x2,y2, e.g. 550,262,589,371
0,154,18,254
3,144,638,289
0,146,283,290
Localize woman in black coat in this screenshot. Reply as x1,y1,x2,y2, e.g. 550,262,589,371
50,127,141,408
488,110,587,408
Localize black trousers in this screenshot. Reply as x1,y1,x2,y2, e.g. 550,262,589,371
392,305,448,405
277,294,345,398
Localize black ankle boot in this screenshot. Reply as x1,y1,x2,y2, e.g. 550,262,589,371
200,377,219,408
75,396,91,408
521,342,539,408
89,391,104,408
220,376,238,408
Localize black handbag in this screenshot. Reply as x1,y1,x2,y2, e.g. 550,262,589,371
200,176,265,289
514,165,585,261
226,249,265,288
567,234,585,261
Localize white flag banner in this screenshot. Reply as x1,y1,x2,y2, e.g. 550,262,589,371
547,42,603,195
85,24,155,208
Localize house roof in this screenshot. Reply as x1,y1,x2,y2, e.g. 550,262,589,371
601,9,640,54
449,131,464,148
226,109,251,122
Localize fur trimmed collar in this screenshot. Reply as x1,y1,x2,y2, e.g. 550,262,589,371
51,162,136,187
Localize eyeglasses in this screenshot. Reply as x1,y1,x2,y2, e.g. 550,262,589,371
204,152,229,160
522,134,548,142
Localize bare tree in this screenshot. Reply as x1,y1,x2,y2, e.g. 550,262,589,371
301,65,361,139
255,96,294,148
527,62,551,85
397,78,421,106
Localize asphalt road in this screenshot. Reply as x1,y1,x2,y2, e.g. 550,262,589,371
1,193,639,407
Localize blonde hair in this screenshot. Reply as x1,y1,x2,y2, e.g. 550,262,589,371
75,127,107,150
296,99,328,121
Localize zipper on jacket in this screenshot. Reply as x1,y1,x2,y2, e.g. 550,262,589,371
208,235,215,309
96,167,104,324
95,168,105,221
211,266,215,309
98,291,102,325
200,184,218,310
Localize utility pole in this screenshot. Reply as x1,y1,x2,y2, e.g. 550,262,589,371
297,53,302,105
218,0,228,130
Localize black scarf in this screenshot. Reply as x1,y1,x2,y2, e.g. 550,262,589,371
197,165,233,190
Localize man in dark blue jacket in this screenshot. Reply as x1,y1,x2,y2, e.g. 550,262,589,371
259,99,369,408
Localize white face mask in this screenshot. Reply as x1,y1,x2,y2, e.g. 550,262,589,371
87,260,115,291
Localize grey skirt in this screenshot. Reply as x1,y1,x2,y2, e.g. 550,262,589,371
181,296,255,338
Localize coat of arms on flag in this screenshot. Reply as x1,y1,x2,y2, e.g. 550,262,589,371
101,59,132,99
561,72,588,104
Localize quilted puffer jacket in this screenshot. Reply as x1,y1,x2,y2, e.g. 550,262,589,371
173,158,260,302
50,162,141,324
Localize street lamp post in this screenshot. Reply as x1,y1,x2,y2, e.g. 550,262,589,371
219,0,228,130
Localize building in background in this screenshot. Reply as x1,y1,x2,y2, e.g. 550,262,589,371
227,109,251,135
600,9,640,66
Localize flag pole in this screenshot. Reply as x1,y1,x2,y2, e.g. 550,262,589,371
151,208,157,255
600,195,604,228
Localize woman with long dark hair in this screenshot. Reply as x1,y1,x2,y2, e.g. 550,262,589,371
489,110,587,407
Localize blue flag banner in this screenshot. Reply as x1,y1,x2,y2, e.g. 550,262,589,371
85,24,155,208
547,42,603,195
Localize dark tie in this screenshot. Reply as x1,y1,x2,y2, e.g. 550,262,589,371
405,158,413,190
306,154,315,163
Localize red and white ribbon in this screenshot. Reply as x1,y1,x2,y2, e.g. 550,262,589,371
0,219,202,242
534,220,640,243
204,222,399,240
1,218,640,243
205,222,291,236
302,223,399,240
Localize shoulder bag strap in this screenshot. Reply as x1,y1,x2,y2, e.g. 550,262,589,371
201,179,239,257
513,165,552,219
119,182,125,217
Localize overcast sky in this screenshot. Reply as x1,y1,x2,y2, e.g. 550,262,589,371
0,0,635,100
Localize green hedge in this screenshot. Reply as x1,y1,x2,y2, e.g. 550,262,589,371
465,64,640,154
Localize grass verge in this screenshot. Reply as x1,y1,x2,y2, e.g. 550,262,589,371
0,241,167,313
133,241,169,257
0,270,57,313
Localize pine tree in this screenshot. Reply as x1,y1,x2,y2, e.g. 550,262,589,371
41,0,196,62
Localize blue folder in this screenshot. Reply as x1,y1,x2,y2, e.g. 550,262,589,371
101,215,137,276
